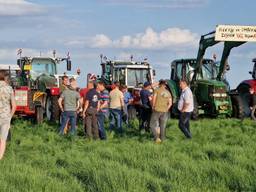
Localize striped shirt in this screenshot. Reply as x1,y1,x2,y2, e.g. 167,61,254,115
99,89,109,113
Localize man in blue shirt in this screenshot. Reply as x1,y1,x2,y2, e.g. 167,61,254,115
140,82,152,132
121,85,133,124
97,81,109,140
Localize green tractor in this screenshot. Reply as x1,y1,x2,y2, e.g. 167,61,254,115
14,53,72,123
166,30,245,119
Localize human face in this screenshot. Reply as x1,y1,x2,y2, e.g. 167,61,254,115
97,84,104,91
179,81,187,90
88,82,94,89
70,80,77,89
63,78,69,86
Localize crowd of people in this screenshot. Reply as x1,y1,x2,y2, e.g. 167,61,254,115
0,70,194,160
58,75,194,143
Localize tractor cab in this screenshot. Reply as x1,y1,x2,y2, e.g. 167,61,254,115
171,59,218,83
100,60,154,89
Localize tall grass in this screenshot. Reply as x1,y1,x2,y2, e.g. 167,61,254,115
0,118,255,192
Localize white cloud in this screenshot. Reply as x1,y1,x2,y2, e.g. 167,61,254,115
91,34,112,48
0,0,45,16
99,0,208,9
89,27,198,50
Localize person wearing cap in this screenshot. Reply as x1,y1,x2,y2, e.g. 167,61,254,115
109,81,124,135
139,81,153,132
82,82,100,140
150,79,172,143
178,79,194,139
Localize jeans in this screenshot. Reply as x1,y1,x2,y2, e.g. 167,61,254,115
85,107,99,139
150,111,169,140
179,112,192,138
97,111,107,140
140,106,152,131
109,108,122,134
59,111,77,135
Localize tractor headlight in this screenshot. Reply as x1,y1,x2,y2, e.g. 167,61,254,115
221,93,227,97
212,93,221,97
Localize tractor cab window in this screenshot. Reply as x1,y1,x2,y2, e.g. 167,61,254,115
186,63,195,82
175,63,184,81
127,68,149,87
30,59,56,80
199,62,218,80
113,68,125,85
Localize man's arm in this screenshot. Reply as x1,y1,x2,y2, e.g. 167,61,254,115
152,93,157,109
58,97,64,112
10,92,16,117
82,100,89,117
167,97,172,110
120,94,124,109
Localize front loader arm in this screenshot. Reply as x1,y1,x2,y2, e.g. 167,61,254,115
191,31,220,85
217,41,246,80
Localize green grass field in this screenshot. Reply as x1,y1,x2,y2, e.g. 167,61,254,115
0,118,256,192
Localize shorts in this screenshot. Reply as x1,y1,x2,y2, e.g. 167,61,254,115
0,118,11,141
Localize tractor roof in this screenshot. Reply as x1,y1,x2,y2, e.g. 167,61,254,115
0,64,20,71
171,58,214,64
105,60,150,66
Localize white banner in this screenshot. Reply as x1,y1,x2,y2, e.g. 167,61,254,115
215,25,256,42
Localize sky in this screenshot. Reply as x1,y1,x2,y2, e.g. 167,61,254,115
0,0,256,88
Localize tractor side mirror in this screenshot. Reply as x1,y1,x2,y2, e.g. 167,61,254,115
67,60,71,71
249,71,252,75
153,69,156,76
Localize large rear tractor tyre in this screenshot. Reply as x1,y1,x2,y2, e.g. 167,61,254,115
46,96,60,122
36,106,44,124
191,96,199,120
231,95,244,119
251,105,256,121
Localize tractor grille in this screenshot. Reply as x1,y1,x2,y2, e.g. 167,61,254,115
15,90,28,107
209,86,228,98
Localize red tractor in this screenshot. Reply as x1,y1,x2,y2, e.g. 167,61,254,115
14,53,72,123
236,58,256,120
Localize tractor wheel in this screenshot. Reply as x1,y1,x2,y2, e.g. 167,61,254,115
231,95,244,119
191,96,199,120
36,106,44,124
46,96,60,122
251,105,256,121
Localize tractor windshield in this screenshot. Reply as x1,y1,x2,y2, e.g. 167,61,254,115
201,63,218,80
30,59,57,80
127,68,149,87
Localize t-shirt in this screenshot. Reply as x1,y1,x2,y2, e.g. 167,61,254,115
140,89,151,107
99,89,109,113
60,88,80,111
178,87,194,112
0,81,14,119
153,87,172,113
85,88,100,108
80,87,89,98
60,84,68,93
124,91,132,105
109,88,124,109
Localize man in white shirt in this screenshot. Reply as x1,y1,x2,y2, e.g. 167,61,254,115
178,79,194,139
